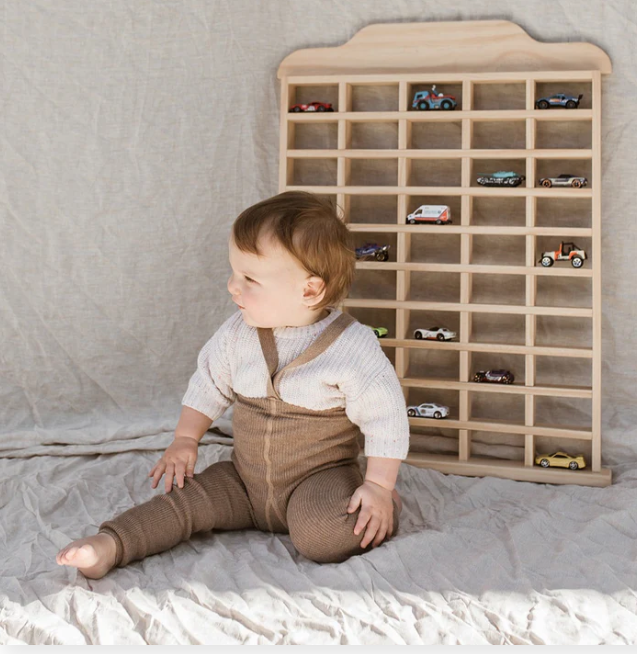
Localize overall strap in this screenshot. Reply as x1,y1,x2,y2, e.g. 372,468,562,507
257,312,356,400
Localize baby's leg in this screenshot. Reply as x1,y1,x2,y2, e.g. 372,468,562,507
286,464,401,564
56,460,256,578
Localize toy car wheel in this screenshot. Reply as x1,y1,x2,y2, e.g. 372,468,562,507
434,411,442,419
504,377,513,384
373,329,381,337
566,100,577,108
541,179,552,188
407,409,417,417
539,458,550,467
292,107,301,112
435,219,442,225
414,331,423,339
418,101,429,110
541,256,554,267
537,100,549,109
407,219,417,224
572,179,582,188
441,100,452,110
375,251,389,261
569,461,579,469
317,106,326,112
571,256,583,268
436,333,445,341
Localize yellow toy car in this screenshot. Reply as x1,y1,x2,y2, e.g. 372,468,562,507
534,451,587,470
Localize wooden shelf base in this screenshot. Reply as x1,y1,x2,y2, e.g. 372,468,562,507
405,451,612,487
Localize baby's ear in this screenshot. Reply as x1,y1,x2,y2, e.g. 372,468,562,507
303,275,326,305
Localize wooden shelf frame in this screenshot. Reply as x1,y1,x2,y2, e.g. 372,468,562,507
278,21,611,487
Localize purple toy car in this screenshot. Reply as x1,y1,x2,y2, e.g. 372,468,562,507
355,242,390,262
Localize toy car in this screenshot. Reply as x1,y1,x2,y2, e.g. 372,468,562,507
406,205,452,225
406,402,450,419
539,174,588,188
412,85,457,111
539,242,587,268
535,451,587,470
473,369,515,384
535,93,583,110
289,102,334,113
355,243,390,261
476,171,526,187
414,326,457,341
365,325,388,338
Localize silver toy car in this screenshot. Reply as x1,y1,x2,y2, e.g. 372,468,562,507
539,174,588,188
406,402,450,419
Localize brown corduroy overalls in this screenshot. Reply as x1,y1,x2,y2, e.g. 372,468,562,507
99,312,400,566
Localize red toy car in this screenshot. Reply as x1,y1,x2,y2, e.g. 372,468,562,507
289,102,334,113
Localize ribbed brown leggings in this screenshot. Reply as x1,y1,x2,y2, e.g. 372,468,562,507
99,459,400,567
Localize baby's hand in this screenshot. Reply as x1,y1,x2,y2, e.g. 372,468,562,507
149,436,199,493
346,480,395,549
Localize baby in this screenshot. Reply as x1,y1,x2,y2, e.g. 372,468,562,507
56,191,410,579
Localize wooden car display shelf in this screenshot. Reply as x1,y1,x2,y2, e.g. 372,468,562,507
276,20,612,487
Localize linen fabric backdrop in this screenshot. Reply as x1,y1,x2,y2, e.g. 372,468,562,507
2,0,637,645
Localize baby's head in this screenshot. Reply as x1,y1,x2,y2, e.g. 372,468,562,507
227,191,355,329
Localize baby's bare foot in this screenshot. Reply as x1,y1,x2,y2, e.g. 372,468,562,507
56,532,118,579
392,489,403,515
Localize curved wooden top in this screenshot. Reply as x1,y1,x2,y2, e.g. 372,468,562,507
277,20,611,78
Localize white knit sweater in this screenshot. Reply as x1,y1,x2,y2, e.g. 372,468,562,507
181,306,410,459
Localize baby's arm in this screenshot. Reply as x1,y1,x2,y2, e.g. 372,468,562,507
175,405,214,443
180,311,241,430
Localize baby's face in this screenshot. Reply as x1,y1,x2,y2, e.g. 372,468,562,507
227,232,327,328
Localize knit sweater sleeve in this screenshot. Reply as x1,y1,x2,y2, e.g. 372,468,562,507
341,328,411,460
181,311,240,421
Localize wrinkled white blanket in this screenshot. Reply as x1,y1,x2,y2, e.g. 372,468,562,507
1,434,636,644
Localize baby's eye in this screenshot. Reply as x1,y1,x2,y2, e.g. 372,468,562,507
244,276,256,284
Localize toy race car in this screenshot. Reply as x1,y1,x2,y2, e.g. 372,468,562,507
289,101,334,113
535,451,587,470
406,402,450,419
539,174,588,188
414,327,457,341
406,204,452,225
535,93,583,109
539,242,587,268
473,369,515,384
365,325,388,338
412,85,457,111
355,243,390,261
476,171,526,187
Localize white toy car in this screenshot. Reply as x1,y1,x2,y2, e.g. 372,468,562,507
406,205,452,225
414,326,457,341
407,403,449,419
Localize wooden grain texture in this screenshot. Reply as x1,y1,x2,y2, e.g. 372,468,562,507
278,20,612,77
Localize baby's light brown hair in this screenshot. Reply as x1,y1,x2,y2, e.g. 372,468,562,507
231,191,355,312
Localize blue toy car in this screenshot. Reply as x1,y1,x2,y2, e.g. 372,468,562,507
476,171,526,187
355,242,390,262
412,85,457,111
535,93,583,109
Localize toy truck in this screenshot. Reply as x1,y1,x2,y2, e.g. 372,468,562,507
406,205,452,225
412,86,457,111
539,242,587,268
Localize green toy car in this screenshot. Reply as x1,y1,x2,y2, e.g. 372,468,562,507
365,325,388,338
